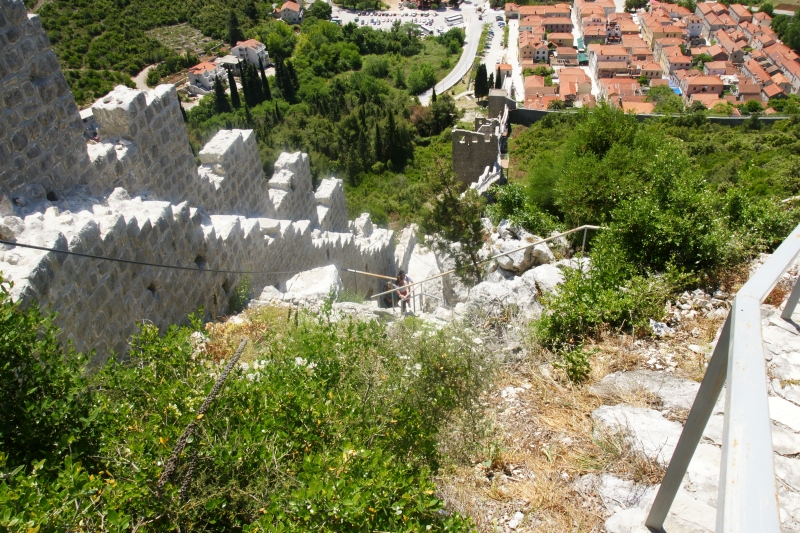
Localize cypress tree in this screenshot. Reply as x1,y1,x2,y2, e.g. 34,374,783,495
374,122,383,162
244,103,253,126
488,73,494,91
474,64,488,99
286,60,300,91
227,69,241,109
214,75,231,113
431,87,437,103
228,10,243,47
259,57,272,100
386,111,397,167
242,63,263,107
495,67,502,89
243,0,258,21
274,100,281,122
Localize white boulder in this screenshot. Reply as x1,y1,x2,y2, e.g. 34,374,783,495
283,265,342,303
523,263,564,294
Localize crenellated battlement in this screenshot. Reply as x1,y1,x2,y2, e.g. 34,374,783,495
0,0,394,361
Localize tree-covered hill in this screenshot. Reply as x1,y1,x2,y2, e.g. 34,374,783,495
33,0,281,103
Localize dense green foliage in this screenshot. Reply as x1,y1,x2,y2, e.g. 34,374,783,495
186,19,462,227
507,107,800,350
0,283,488,531
34,0,455,105
773,13,800,52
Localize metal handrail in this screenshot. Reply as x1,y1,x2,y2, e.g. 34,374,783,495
645,223,800,533
370,224,603,301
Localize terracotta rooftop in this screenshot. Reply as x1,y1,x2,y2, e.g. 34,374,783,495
189,61,219,74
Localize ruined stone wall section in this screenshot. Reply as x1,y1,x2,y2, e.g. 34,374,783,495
0,6,93,201
451,128,500,187
1,186,393,361
268,152,319,224
89,85,199,202
314,178,348,232
197,129,276,217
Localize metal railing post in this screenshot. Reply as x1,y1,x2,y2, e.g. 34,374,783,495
780,277,800,320
645,313,731,531
581,227,588,254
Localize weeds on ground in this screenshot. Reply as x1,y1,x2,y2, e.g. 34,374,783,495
227,274,252,314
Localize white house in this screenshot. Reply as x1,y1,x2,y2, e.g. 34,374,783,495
188,61,225,91
232,39,270,68
279,1,303,24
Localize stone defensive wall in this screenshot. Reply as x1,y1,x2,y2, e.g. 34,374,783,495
0,0,395,361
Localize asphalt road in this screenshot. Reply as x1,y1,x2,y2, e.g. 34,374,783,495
418,6,482,106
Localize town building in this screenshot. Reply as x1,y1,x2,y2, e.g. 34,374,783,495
279,1,303,24
188,61,226,91
232,39,270,67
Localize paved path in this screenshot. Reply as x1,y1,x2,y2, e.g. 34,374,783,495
419,7,482,106
506,20,524,103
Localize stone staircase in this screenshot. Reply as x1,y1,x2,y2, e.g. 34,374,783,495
588,303,800,532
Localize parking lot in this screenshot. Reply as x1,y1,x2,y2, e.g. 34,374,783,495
332,6,466,35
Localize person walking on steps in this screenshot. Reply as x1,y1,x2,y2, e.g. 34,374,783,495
395,270,413,313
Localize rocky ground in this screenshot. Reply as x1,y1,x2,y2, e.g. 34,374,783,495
246,222,800,532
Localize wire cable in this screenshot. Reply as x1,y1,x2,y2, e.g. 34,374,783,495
0,239,372,277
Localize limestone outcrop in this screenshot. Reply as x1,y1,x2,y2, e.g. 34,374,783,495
0,2,395,361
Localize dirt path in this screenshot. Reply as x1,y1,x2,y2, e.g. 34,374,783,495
132,65,156,91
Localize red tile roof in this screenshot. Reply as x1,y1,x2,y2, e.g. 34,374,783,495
189,61,219,74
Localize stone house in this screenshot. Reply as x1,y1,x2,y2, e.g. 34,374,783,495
554,47,579,66
714,29,745,63
542,17,572,33
640,62,664,79
728,4,753,24
547,32,574,47
736,81,762,102
762,83,786,102
519,32,549,64
505,2,520,18
524,75,558,97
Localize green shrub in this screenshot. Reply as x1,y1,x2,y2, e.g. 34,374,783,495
407,63,437,94
227,275,252,314
553,344,595,383
1,294,484,531
535,239,684,350
486,182,562,236
0,279,96,470
363,55,390,78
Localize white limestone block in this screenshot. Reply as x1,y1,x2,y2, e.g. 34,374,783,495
524,263,564,294
591,405,683,466
284,265,342,302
